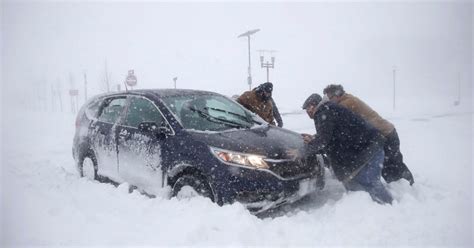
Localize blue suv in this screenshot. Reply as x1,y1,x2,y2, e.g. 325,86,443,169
72,89,324,213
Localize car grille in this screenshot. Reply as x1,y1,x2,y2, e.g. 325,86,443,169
235,189,284,203
266,159,316,179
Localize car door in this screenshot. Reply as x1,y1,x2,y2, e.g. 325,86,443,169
90,96,127,181
116,95,171,195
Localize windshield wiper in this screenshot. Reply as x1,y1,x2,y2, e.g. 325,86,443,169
188,107,249,129
204,107,262,125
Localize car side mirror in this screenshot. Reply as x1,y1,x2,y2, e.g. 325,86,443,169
138,122,171,137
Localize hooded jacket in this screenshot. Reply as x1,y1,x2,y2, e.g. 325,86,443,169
237,90,274,124
307,101,385,182
335,93,394,137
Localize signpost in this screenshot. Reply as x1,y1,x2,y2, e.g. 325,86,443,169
125,69,137,90
69,89,79,113
173,77,178,89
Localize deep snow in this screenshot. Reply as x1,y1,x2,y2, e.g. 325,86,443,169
1,108,473,247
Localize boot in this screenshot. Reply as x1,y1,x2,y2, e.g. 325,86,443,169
401,170,415,185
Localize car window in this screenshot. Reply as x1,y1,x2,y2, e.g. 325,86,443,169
161,94,259,131
206,98,248,121
124,97,164,128
85,99,101,119
98,98,127,123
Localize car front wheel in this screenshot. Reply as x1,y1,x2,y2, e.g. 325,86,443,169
172,175,214,202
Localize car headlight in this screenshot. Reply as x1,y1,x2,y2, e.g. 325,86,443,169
210,147,269,169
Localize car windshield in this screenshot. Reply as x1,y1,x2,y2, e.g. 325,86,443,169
161,93,263,131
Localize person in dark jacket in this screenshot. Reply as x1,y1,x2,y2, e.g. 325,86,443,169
271,98,283,127
302,93,393,204
323,84,414,185
237,82,280,125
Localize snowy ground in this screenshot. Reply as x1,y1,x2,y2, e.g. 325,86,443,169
1,107,473,247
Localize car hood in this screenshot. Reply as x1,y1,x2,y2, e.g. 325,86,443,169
188,125,306,159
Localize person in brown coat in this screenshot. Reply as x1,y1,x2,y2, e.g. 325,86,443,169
323,84,414,185
237,82,275,125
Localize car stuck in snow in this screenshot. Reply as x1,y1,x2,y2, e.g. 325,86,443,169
72,89,324,213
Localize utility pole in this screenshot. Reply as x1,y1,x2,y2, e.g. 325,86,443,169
238,29,260,90
57,79,63,112
258,50,276,82
69,73,79,113
104,60,110,92
454,72,461,106
38,79,47,111
83,72,88,103
392,66,397,111
35,81,40,111
51,84,55,112
457,73,461,104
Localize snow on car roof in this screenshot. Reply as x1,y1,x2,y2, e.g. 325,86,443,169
147,89,220,98
88,89,221,101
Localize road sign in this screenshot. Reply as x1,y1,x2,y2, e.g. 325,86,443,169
126,70,137,87
69,89,78,96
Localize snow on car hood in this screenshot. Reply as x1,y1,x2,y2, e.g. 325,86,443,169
188,125,305,159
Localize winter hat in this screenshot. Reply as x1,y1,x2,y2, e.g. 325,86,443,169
302,93,322,109
256,82,273,93
316,95,330,108
323,84,345,97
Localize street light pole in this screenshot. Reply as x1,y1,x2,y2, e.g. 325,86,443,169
238,29,260,90
247,36,252,89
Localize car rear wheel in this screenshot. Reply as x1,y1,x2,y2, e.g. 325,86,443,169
172,175,214,202
80,154,97,181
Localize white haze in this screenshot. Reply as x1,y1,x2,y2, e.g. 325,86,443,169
1,1,473,247
1,1,472,114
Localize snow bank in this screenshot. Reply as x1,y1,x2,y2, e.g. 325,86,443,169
1,109,472,246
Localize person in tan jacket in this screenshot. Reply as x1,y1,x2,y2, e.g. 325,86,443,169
323,84,414,185
237,82,275,125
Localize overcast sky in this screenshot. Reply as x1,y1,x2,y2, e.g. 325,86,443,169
2,1,472,113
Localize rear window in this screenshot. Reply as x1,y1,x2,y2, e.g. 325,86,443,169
98,98,127,123
85,99,101,119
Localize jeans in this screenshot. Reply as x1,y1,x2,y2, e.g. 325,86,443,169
344,148,393,204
